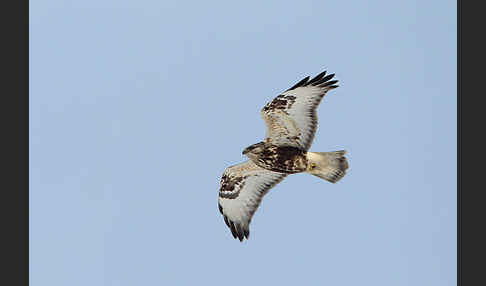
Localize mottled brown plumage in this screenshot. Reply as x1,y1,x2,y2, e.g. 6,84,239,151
243,142,307,174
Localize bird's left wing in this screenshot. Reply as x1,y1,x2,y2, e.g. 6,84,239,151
218,160,287,241
261,71,339,150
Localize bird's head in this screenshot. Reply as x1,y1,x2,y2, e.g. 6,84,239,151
242,142,265,158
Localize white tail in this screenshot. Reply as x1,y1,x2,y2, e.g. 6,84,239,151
306,150,349,183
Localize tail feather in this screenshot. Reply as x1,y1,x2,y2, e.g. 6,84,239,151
306,150,349,183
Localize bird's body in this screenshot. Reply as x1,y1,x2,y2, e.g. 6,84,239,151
218,70,349,241
243,142,307,174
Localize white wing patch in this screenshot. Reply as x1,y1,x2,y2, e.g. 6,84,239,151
218,161,287,241
261,71,338,150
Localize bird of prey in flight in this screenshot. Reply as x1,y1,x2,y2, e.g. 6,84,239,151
218,70,349,241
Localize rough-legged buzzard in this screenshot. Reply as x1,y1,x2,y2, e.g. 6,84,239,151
218,70,349,241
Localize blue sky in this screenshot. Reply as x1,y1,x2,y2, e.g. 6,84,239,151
30,1,456,285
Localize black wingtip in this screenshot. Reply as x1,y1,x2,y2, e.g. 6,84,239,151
244,229,250,239
286,71,339,92
222,217,250,241
313,73,334,85
235,224,245,241
320,79,338,87
220,210,250,241
286,76,310,91
229,221,238,239
307,70,327,85
322,73,335,81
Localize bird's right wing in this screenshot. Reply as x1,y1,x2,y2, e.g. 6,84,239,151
218,160,287,241
261,71,339,150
